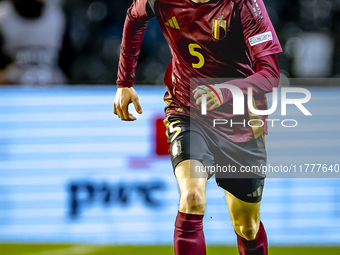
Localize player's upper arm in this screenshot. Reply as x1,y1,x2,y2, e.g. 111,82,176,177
128,0,155,23
239,0,282,61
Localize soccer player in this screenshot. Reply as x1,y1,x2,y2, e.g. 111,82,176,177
114,0,281,254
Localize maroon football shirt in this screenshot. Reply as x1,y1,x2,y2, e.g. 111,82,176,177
117,0,282,142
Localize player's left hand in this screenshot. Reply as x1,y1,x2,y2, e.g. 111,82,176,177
192,85,223,111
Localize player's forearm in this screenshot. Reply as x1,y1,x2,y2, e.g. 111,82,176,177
116,13,147,88
221,54,280,102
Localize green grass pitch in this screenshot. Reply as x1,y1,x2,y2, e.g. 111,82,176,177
1,245,340,255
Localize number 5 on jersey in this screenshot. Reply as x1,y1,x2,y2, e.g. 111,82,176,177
188,43,205,69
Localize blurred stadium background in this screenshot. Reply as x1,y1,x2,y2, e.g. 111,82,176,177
0,0,340,254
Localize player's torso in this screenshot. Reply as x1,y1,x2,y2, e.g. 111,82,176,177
153,0,253,79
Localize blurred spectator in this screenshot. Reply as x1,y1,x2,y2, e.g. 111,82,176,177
0,0,67,85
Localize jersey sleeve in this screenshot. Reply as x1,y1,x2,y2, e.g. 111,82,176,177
220,54,280,104
240,0,282,61
128,0,155,23
116,0,154,88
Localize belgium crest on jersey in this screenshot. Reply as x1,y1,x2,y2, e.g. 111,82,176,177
212,19,227,40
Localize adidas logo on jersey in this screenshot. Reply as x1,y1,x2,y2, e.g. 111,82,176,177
165,17,180,30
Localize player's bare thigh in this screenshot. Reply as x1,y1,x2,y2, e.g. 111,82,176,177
225,190,261,240
175,160,208,215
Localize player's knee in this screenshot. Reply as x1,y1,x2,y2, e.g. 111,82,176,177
181,191,206,214
233,220,259,241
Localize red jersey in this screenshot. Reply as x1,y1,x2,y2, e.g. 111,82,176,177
117,0,282,142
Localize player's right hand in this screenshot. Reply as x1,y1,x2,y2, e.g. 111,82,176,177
192,85,224,111
113,87,143,121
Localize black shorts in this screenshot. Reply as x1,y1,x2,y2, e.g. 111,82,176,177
165,115,266,203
